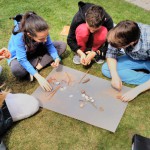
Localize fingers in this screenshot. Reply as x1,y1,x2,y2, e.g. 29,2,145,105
41,80,53,92
120,95,130,102
51,60,60,68
51,62,55,67
116,94,130,102
0,48,11,58
96,50,100,55
111,84,121,91
81,56,91,66
85,51,91,54
36,75,53,92
111,80,122,91
80,57,86,65
0,56,5,60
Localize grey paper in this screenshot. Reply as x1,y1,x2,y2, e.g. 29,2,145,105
32,65,131,132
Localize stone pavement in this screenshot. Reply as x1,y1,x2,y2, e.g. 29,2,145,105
125,0,150,11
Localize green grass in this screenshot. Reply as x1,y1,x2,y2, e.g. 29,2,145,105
0,0,150,149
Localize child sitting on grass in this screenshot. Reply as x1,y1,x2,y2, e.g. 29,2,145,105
102,20,150,101
8,11,67,91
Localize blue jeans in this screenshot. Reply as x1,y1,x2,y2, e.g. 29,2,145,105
102,55,150,85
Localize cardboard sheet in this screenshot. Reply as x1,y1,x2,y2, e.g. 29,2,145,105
32,65,131,132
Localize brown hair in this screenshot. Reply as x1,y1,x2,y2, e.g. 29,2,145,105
107,20,140,48
20,11,49,50
85,5,105,28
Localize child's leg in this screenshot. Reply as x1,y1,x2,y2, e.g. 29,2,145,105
5,93,39,122
10,59,29,78
37,41,67,68
92,26,107,51
102,55,150,85
10,58,39,78
75,23,90,51
53,41,67,56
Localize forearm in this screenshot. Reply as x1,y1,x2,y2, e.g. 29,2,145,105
77,49,85,56
34,72,41,79
19,59,37,75
133,80,150,95
107,58,118,78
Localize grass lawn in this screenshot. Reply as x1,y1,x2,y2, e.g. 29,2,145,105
0,0,150,149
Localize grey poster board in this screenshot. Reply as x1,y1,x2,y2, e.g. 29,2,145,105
32,65,131,132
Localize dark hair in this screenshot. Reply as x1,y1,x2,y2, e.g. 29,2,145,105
107,20,140,48
85,5,105,28
20,11,49,50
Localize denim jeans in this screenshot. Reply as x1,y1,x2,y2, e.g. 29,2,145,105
102,55,150,85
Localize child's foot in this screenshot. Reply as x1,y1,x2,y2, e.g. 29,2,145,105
73,55,80,65
36,63,43,70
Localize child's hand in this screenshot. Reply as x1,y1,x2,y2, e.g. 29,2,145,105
0,48,11,59
80,53,86,65
84,51,96,65
51,58,60,68
0,55,5,61
0,48,6,60
117,89,139,102
111,75,122,91
34,73,52,91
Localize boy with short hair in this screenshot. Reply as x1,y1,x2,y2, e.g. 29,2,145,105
67,1,113,66
102,20,150,101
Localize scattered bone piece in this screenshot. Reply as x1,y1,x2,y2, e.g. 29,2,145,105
60,87,64,91
63,86,66,90
82,78,90,84
61,80,67,84
47,77,56,84
91,103,97,109
55,82,60,85
81,90,85,94
99,106,104,112
60,86,67,91
65,72,71,85
80,102,84,108
79,70,89,83
69,94,73,98
82,94,85,97
85,95,89,101
48,85,61,99
91,99,94,103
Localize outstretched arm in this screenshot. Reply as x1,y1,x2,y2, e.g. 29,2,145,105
119,80,150,102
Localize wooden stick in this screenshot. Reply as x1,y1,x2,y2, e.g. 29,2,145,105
79,70,89,83
48,85,61,99
65,72,71,85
